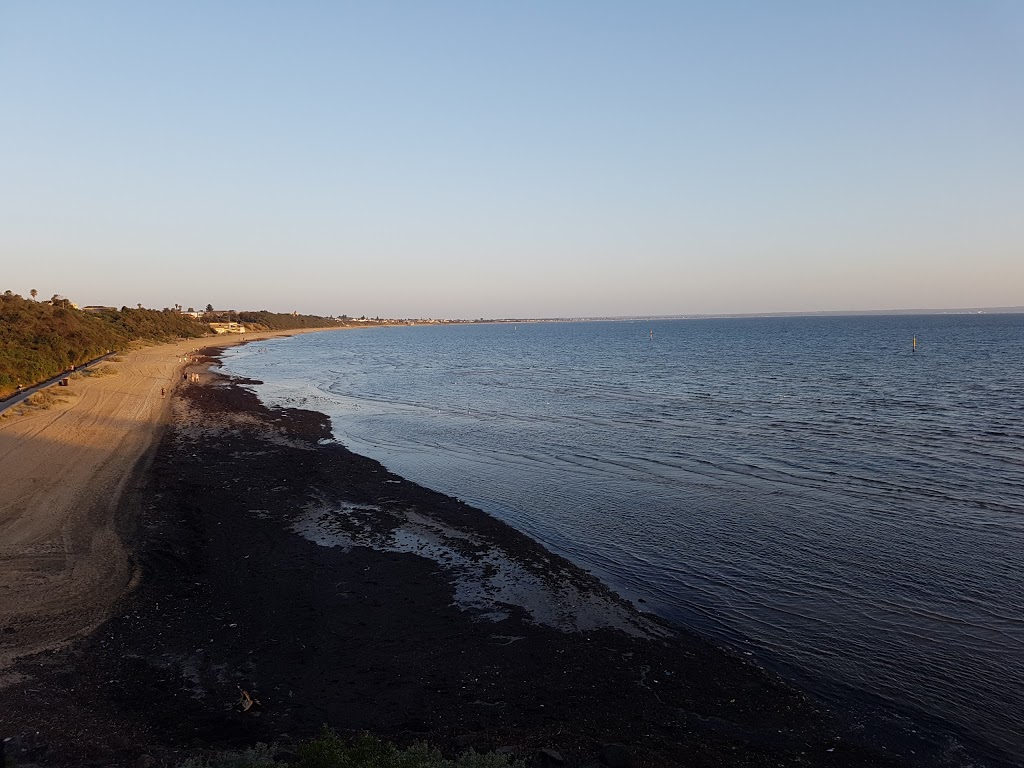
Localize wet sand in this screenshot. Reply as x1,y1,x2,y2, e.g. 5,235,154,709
0,344,958,767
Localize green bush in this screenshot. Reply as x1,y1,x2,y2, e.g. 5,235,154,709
177,743,278,768
174,732,524,768
295,729,523,768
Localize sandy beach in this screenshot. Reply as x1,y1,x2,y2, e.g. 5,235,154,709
0,330,335,671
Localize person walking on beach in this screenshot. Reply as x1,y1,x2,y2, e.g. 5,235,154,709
161,387,165,398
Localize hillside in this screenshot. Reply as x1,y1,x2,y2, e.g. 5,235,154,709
0,292,211,398
221,309,346,331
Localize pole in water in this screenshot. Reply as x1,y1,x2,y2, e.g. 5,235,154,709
650,328,654,340
912,336,917,352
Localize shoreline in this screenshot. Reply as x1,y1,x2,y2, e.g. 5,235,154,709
0,346,963,768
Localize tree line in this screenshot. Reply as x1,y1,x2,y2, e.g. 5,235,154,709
0,292,211,399
234,310,346,331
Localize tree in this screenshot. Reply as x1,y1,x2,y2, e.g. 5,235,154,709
137,303,143,309
206,303,214,312
30,289,38,301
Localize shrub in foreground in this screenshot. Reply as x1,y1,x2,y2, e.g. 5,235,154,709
298,730,523,768
177,731,524,768
177,743,277,768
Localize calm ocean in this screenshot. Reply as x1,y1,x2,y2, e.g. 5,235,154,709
221,315,1024,762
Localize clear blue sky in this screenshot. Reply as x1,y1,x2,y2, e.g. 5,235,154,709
2,2,1022,318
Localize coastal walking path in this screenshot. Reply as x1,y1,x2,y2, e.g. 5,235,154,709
0,353,113,415
0,330,323,671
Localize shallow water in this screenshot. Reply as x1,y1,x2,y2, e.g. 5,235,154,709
222,315,1024,762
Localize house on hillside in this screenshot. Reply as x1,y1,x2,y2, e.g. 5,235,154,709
82,306,117,314
209,322,245,334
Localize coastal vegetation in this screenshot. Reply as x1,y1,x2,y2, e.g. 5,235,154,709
0,386,78,419
178,731,522,768
0,291,210,398
0,291,351,399
234,310,346,331
25,387,76,409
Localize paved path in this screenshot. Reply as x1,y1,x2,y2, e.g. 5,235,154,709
0,354,112,414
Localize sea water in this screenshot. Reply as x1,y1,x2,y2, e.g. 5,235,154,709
221,315,1024,762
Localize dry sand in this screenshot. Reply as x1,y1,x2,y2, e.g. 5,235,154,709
0,330,332,669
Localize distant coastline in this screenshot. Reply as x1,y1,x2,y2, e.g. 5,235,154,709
479,306,1024,324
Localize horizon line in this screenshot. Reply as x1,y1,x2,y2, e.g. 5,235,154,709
472,305,1024,323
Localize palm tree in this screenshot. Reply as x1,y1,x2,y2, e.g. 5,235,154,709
30,289,38,301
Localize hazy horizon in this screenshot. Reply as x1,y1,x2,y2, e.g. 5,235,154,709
4,290,1021,321
3,2,1022,318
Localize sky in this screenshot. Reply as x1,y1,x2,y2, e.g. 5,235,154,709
1,2,1022,318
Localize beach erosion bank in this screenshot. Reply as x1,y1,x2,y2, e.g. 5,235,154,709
0,339,988,767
